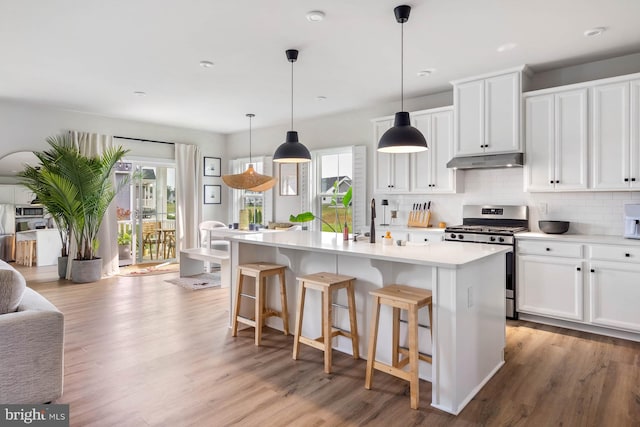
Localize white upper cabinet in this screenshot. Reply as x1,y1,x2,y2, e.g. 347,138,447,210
524,89,588,192
591,81,630,189
411,108,458,193
632,79,640,189
453,67,525,157
590,78,640,190
373,118,411,193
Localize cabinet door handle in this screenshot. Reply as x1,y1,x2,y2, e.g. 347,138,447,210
633,178,637,182
555,180,560,184
625,178,629,182
546,248,551,251
550,180,554,184
625,253,631,257
576,267,581,271
424,238,428,242
590,269,595,273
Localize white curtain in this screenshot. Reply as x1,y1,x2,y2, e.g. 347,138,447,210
65,131,119,279
175,143,202,252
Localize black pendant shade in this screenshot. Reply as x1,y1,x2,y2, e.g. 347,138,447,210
273,131,311,163
273,49,311,163
377,5,428,154
378,112,427,153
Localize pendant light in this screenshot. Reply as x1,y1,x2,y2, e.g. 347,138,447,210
222,114,277,191
273,49,311,163
377,5,428,154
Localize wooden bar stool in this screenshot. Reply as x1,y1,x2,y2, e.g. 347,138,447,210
231,262,289,346
365,284,433,410
293,272,359,374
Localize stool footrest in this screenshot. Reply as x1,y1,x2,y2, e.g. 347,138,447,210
331,302,350,310
239,293,256,299
235,316,257,328
398,346,433,363
372,361,412,382
298,336,325,351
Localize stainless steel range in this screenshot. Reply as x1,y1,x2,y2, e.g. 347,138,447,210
445,205,529,319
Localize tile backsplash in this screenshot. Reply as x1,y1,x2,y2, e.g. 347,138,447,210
378,168,640,236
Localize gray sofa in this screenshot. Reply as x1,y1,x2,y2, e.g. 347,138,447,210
0,260,64,404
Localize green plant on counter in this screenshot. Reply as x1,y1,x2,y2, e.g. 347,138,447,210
291,179,352,232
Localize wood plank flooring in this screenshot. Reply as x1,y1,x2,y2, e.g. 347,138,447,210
18,265,640,427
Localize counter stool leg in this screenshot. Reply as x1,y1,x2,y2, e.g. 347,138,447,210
231,272,244,337
255,275,265,346
347,281,359,359
409,305,420,410
365,295,380,390
292,283,306,360
392,307,400,367
279,270,289,335
428,301,433,340
323,289,333,373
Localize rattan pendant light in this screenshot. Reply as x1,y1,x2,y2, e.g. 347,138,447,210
377,5,428,153
222,114,277,191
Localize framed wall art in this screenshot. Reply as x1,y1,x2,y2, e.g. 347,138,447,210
204,184,221,204
204,157,221,177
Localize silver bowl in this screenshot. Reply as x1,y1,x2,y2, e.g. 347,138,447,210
539,220,570,234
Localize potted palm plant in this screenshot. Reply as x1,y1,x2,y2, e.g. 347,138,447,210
18,134,129,282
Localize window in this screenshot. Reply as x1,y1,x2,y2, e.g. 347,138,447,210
309,146,366,234
228,157,273,226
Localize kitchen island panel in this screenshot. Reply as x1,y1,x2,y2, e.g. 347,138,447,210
230,232,507,415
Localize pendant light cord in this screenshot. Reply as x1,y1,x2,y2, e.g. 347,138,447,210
291,60,294,131
248,115,252,164
401,21,404,112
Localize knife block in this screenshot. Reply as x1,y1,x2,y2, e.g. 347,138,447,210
407,209,431,228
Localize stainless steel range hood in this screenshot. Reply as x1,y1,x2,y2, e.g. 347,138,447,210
446,153,524,170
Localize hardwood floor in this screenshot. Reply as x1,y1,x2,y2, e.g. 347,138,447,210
18,265,640,426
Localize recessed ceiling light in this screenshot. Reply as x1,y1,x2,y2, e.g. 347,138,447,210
584,27,605,37
497,43,517,53
315,96,327,101
199,60,214,68
306,10,325,22
133,91,146,97
417,68,436,77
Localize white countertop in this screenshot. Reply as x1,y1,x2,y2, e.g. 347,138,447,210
231,230,510,268
516,232,640,246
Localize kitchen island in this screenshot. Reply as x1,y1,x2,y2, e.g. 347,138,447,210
229,231,510,415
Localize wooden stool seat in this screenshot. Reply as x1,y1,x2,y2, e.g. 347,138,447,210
231,262,289,346
365,284,433,410
293,272,359,374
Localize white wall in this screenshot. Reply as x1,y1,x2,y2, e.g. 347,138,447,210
0,100,228,221
226,52,640,235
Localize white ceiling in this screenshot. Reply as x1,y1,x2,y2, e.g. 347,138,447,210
1,0,639,134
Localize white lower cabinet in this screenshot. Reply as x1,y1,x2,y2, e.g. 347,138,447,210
517,237,640,337
517,255,583,321
588,261,640,333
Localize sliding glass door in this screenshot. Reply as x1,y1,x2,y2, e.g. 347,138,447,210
116,161,176,265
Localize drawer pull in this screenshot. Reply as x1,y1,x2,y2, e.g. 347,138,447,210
625,253,630,257
545,247,551,251
633,178,637,182
590,269,595,273
625,178,629,182
576,267,581,271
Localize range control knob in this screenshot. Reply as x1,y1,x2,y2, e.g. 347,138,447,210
498,237,505,243
490,236,496,242
450,233,457,239
458,234,464,240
